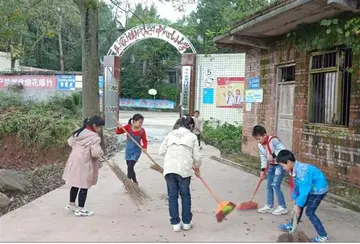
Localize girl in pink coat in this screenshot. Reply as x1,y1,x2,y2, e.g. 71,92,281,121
62,115,105,217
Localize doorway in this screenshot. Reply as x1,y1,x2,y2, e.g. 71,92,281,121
276,64,295,150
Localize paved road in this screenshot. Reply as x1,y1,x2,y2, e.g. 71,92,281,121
1,111,360,242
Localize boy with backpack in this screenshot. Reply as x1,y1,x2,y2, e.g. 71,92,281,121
252,125,288,215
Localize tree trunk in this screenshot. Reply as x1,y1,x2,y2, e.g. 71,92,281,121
10,57,16,71
74,0,100,119
58,8,65,72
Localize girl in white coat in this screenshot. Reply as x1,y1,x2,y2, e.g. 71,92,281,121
159,116,201,232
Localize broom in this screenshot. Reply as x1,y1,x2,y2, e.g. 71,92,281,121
277,209,310,242
102,156,151,206
114,116,164,174
236,163,270,210
196,175,236,223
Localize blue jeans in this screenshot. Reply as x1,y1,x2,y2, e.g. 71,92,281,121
165,173,192,225
290,193,327,237
266,164,286,208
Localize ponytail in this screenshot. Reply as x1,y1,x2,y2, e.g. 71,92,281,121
72,117,89,137
129,113,144,125
72,115,105,137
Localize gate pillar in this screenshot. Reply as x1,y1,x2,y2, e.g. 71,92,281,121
180,54,196,117
103,55,120,129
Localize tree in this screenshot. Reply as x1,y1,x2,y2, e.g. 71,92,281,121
73,0,100,119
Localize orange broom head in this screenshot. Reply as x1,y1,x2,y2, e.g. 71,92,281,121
236,201,258,211
215,201,236,223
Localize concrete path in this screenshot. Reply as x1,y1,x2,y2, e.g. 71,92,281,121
1,111,360,242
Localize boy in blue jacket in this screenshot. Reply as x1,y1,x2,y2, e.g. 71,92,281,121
276,149,329,243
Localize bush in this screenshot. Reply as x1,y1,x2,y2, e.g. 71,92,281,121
0,91,82,148
155,83,179,102
202,118,242,154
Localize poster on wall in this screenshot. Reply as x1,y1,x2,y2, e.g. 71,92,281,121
245,89,263,103
203,88,214,104
119,98,175,109
248,76,260,89
180,66,191,111
0,75,56,88
215,77,245,108
56,75,76,91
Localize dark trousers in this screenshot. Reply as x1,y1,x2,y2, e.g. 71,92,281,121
289,193,327,237
126,160,137,183
165,173,192,225
70,187,88,208
196,134,201,147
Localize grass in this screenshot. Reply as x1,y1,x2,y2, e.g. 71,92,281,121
0,91,82,148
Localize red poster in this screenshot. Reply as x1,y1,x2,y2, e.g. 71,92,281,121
216,77,245,108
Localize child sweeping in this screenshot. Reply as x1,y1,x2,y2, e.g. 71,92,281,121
252,125,288,215
159,116,201,232
63,115,105,217
276,149,329,243
116,113,147,185
192,110,204,150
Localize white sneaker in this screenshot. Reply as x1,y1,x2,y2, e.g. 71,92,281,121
172,223,181,232
75,208,94,217
258,205,273,213
65,204,77,212
272,206,288,216
183,221,193,231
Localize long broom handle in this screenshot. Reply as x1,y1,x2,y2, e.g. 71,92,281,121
249,162,270,201
198,176,221,204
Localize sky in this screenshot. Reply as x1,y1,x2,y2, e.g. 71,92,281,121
104,0,198,27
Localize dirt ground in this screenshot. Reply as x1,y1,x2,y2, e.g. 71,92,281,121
0,131,121,217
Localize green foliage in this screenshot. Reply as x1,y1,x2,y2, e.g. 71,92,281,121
0,92,82,148
0,0,120,71
194,0,273,54
155,83,179,101
202,118,242,154
120,4,181,101
286,14,360,53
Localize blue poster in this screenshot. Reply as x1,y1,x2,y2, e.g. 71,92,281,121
56,75,76,90
203,88,214,104
119,98,175,110
248,76,260,89
98,76,104,88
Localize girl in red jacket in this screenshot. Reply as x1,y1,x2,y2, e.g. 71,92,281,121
116,113,147,184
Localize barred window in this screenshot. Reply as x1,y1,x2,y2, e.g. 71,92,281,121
308,49,352,126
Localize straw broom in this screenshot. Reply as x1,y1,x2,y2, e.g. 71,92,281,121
102,156,151,206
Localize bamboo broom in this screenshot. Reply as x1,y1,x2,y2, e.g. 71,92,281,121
102,156,151,206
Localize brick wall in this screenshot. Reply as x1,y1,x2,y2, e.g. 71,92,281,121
242,42,360,186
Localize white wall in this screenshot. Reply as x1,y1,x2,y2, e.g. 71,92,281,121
0,52,19,71
195,53,246,125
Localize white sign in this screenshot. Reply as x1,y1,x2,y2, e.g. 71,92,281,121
148,89,157,96
204,67,214,77
181,66,191,111
204,78,214,88
110,24,195,56
246,103,252,111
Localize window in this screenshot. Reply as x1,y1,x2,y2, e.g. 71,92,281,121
168,71,177,84
308,49,352,126
279,65,295,82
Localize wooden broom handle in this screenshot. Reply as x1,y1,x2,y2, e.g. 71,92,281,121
198,176,221,203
